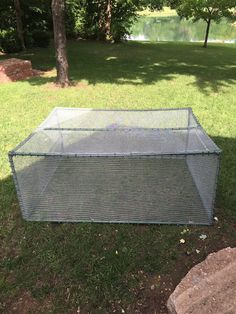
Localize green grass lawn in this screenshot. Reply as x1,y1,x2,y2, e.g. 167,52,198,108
0,40,236,313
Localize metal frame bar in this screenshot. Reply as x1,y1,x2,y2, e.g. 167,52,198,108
23,218,212,226
210,153,221,222
53,106,192,112
43,126,197,131
9,151,221,158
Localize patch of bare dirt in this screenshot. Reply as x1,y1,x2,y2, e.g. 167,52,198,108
4,291,39,314
3,290,55,314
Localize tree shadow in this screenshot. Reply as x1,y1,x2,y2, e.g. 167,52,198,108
0,41,235,94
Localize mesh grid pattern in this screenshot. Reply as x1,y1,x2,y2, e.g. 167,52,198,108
9,108,221,225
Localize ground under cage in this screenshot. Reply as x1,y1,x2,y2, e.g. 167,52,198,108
9,107,221,225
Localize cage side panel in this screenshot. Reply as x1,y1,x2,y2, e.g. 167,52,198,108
186,154,219,221
14,129,193,156
20,156,209,224
15,130,62,154
188,110,199,128
57,129,190,155
37,108,59,130
9,155,27,218
41,108,191,130
12,155,61,219
196,128,221,153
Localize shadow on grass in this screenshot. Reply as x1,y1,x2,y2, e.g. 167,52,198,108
0,41,235,95
0,135,235,312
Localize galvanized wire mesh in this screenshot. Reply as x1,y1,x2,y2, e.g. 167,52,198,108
9,108,221,225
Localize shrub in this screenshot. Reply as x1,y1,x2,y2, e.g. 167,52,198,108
32,30,50,48
0,29,22,53
24,31,34,49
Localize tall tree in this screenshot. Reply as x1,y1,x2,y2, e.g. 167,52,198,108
105,0,112,41
51,0,70,87
14,0,25,50
172,0,236,48
78,0,151,42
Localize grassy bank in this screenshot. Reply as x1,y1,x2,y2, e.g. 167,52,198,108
138,7,177,17
0,40,236,313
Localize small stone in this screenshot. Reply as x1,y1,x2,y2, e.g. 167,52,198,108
181,228,189,235
199,234,207,240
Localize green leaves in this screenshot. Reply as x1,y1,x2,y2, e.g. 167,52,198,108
173,0,236,46
176,0,236,22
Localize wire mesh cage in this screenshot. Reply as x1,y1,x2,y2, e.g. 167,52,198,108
9,107,221,225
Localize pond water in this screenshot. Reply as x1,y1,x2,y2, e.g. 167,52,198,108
129,16,236,43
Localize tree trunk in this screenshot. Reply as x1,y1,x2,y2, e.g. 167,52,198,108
105,0,112,41
51,0,70,87
203,19,211,48
97,3,105,41
14,0,25,50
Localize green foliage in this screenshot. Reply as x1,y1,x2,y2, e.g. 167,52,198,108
24,31,34,49
0,0,51,51
0,0,165,46
21,0,52,32
110,0,140,41
0,29,21,53
143,0,165,11
169,0,236,47
0,0,51,33
0,1,16,31
174,0,236,23
73,0,142,42
32,30,51,48
65,0,84,38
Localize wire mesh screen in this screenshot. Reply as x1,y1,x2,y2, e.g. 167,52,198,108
9,108,221,225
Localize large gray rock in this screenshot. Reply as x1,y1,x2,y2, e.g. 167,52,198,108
167,247,236,314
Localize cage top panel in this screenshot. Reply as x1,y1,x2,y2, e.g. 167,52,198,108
13,127,221,156
38,107,199,130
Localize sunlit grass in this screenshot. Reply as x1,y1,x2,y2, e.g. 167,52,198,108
138,7,177,17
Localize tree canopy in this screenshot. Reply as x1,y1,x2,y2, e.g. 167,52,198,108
172,0,236,47
0,0,166,46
